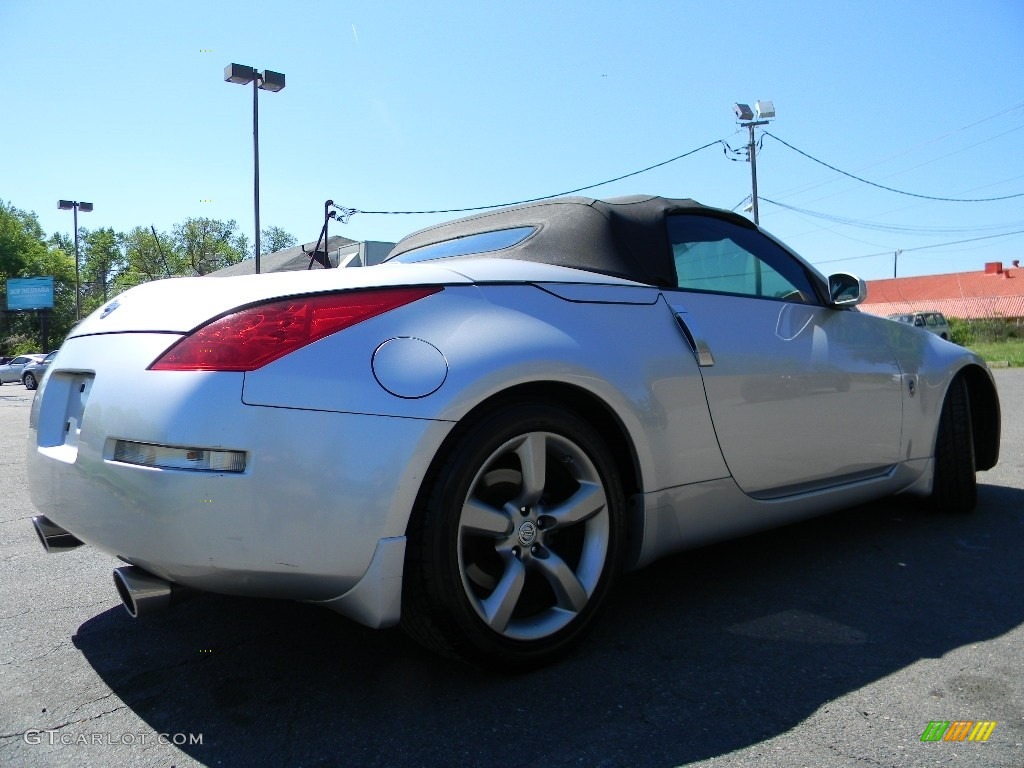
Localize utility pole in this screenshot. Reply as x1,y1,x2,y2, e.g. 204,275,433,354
894,249,902,279
733,101,775,225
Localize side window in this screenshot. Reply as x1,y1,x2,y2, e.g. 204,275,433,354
925,314,938,327
667,214,818,303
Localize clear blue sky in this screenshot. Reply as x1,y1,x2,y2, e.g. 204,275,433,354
2,0,1022,280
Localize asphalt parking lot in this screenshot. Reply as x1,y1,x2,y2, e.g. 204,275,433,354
1,371,1022,768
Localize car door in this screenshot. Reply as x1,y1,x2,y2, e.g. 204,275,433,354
665,212,903,497
2,356,31,383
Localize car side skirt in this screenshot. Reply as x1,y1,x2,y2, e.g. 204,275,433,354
630,458,930,569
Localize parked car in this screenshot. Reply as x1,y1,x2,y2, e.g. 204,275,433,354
26,195,1000,668
21,350,58,390
888,311,951,340
0,354,44,385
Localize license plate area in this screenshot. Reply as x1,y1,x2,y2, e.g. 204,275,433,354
36,372,95,460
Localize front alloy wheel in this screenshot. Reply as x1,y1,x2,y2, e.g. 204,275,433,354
403,404,624,668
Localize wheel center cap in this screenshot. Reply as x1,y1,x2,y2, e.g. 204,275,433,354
518,521,538,546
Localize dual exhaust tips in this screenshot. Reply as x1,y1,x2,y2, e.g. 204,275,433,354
32,515,183,618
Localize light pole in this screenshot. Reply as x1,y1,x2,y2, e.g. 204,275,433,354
58,200,93,320
732,101,775,225
224,63,286,275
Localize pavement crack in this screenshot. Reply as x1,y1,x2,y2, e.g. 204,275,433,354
35,702,129,734
0,608,32,621
0,643,65,667
65,690,121,720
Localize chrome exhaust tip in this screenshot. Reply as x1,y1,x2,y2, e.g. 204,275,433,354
113,566,174,618
32,516,84,553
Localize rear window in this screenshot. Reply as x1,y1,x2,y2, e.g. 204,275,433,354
390,227,536,264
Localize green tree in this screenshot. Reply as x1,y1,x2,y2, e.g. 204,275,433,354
1,199,49,279
1,200,75,352
118,226,176,291
261,225,297,255
81,227,126,313
172,218,249,275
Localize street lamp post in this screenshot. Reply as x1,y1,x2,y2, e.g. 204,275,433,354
732,101,775,225
224,63,286,275
58,200,93,320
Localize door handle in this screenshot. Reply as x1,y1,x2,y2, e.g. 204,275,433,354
674,313,715,367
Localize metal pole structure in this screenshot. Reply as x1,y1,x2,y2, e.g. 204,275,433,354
60,200,91,320
747,122,759,225
225,64,283,274
734,103,773,227
253,76,261,274
325,199,331,257
743,120,769,225
73,204,81,321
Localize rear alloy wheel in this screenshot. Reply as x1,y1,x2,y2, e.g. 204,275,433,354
403,404,624,668
929,375,976,513
23,373,37,390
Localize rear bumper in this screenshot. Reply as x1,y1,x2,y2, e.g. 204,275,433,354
26,333,453,626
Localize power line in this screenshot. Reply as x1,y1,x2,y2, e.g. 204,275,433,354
335,124,1023,219
347,139,727,216
764,132,1024,203
813,229,1024,265
766,100,1024,204
762,197,1024,236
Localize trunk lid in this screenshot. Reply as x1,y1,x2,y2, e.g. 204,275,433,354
70,262,472,336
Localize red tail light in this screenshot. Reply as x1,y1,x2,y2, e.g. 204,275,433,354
150,287,442,372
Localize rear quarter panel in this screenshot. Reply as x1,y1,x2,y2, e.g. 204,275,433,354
241,283,730,493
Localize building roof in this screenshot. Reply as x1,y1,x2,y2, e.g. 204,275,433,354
860,262,1024,320
209,235,357,277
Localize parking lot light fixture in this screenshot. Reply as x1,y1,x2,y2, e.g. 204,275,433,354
224,63,286,275
733,103,754,121
58,200,93,320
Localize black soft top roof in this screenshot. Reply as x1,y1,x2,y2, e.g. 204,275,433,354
388,194,758,287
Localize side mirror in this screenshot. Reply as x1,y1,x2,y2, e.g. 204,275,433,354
828,273,867,307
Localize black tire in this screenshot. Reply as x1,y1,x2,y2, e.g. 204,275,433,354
929,375,976,513
402,403,625,669
23,373,37,390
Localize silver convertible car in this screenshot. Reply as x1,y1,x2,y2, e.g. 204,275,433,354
27,195,1000,668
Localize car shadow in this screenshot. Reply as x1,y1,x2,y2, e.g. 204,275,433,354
72,482,1024,767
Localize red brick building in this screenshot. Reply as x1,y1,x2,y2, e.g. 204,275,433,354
859,261,1024,322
